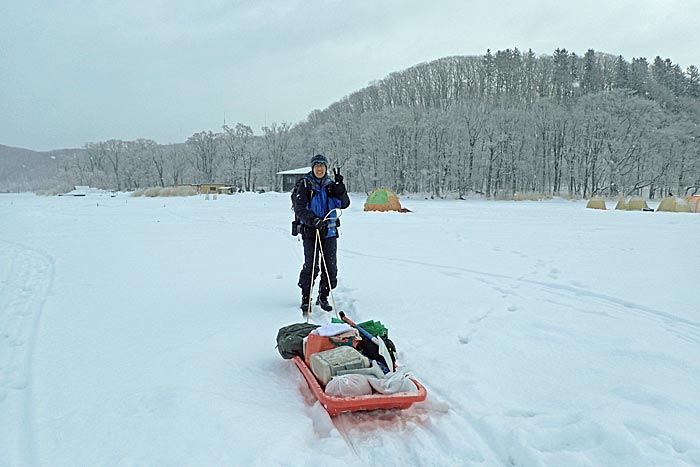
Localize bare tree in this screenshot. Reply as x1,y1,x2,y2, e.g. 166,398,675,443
262,122,292,190
165,144,188,186
187,131,219,183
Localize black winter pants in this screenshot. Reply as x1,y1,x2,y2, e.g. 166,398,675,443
298,235,338,298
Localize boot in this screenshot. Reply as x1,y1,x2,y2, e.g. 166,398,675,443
300,295,310,313
316,295,333,312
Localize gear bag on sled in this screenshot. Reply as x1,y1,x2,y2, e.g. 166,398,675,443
276,323,320,359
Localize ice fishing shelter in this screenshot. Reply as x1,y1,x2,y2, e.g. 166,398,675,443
364,188,404,212
688,196,700,213
615,196,649,211
586,198,607,210
656,196,691,213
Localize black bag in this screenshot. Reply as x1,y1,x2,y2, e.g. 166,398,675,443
356,334,397,369
290,178,306,236
276,323,320,359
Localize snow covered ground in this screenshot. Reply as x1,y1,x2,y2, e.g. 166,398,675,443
1,191,699,467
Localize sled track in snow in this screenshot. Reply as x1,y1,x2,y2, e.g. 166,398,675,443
332,401,505,466
504,278,700,346
0,241,54,467
343,249,700,346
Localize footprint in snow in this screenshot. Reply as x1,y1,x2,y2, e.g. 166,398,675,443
505,408,544,418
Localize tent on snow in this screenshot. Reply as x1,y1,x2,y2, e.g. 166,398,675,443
586,198,607,210
688,195,700,213
363,188,409,212
615,196,649,211
656,196,691,213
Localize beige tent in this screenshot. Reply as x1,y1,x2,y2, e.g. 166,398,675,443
614,197,628,210
627,196,649,210
586,198,607,210
657,196,691,213
616,196,649,211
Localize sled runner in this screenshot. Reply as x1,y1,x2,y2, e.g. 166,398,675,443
292,356,427,416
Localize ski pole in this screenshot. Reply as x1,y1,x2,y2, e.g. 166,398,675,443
304,229,320,321
314,228,339,319
339,311,393,374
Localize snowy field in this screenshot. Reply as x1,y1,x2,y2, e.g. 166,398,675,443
1,191,699,467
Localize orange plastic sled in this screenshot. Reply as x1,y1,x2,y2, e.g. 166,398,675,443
293,356,427,416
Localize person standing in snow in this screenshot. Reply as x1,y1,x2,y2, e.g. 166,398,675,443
293,154,350,313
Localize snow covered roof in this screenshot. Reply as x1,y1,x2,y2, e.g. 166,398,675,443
276,167,310,175
59,185,110,196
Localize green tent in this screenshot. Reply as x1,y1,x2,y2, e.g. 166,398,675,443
364,188,405,212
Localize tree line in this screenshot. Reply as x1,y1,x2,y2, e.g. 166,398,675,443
63,122,293,192
61,48,700,198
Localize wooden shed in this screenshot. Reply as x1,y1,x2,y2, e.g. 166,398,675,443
198,184,234,195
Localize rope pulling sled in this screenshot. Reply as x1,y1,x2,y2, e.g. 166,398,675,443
280,209,427,415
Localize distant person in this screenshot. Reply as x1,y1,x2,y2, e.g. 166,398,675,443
293,154,350,313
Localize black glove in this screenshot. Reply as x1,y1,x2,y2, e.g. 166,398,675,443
328,168,346,197
312,217,325,230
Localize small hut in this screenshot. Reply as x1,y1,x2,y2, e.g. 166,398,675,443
277,167,310,192
198,184,233,195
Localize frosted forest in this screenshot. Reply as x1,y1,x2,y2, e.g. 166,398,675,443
10,48,700,199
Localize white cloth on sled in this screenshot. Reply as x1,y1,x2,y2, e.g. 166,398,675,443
311,323,353,337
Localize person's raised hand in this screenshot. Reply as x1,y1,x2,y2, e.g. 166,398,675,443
333,168,344,184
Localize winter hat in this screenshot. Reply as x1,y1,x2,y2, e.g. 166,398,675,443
310,153,329,168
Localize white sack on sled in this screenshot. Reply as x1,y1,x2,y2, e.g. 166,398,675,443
325,374,373,397
368,369,418,394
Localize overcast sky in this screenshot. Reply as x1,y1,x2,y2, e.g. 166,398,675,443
2,0,698,151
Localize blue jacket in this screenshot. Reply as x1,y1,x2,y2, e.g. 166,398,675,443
293,172,350,238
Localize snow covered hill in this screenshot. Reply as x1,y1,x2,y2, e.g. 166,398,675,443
1,192,699,466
